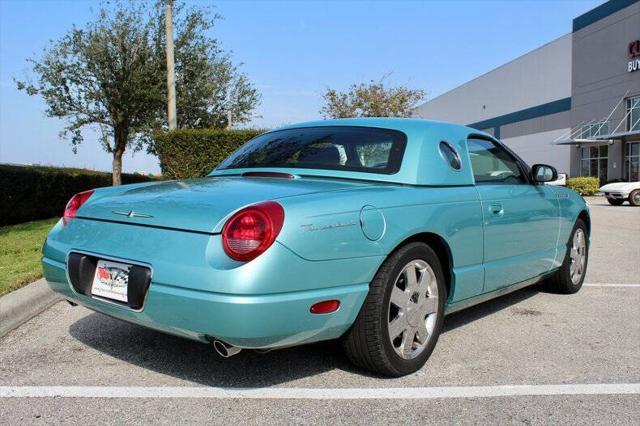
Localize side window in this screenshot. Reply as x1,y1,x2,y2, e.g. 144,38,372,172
439,141,462,170
467,138,526,184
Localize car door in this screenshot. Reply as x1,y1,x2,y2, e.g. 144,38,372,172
467,138,559,292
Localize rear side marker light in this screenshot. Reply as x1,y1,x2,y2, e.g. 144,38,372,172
310,300,340,314
63,190,94,225
222,201,285,262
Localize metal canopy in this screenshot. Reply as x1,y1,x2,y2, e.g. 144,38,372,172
554,138,611,146
595,129,640,140
553,91,640,145
554,130,640,145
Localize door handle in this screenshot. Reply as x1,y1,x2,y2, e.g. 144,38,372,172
489,203,504,217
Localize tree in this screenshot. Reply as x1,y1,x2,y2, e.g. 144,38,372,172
320,78,425,119
17,1,259,185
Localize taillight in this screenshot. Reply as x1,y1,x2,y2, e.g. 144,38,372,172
63,190,94,225
222,201,285,261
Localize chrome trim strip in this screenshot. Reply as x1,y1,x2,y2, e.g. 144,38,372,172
74,216,216,236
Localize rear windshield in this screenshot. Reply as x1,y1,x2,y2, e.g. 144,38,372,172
217,126,407,174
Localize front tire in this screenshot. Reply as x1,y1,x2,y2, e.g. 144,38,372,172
546,219,589,294
629,190,640,207
342,242,446,377
606,197,624,206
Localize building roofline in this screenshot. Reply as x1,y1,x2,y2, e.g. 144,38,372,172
573,0,639,32
414,34,571,109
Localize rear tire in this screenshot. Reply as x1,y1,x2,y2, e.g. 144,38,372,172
629,190,640,207
342,242,445,377
606,197,624,206
545,219,588,294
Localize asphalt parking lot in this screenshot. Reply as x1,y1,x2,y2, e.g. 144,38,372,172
1,197,638,424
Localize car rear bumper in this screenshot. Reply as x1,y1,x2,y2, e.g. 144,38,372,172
44,256,369,348
41,218,376,348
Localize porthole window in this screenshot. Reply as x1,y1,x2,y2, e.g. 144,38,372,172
439,141,461,170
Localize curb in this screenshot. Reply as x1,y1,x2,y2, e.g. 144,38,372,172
0,279,62,338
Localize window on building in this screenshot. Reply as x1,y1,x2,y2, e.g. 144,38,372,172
625,142,639,182
580,145,608,184
628,96,640,132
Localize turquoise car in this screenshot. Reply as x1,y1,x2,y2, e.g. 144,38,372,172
42,118,590,376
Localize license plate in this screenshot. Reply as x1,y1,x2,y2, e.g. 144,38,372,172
91,259,131,303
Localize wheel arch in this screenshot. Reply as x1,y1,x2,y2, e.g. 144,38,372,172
387,232,454,301
577,209,591,236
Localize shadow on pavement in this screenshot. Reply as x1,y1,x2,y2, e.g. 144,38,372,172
444,286,540,332
69,312,352,386
68,285,541,385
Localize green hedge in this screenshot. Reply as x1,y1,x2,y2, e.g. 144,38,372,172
0,164,156,226
152,128,265,179
566,177,600,196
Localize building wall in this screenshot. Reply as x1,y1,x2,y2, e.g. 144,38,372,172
569,0,640,178
412,34,573,170
502,128,572,173
413,34,572,127
500,111,571,140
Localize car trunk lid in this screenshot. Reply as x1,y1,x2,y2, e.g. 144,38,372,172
77,176,369,233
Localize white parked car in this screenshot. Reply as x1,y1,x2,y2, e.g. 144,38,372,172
599,181,640,206
546,173,567,186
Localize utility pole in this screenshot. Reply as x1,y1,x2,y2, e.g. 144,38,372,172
165,0,177,130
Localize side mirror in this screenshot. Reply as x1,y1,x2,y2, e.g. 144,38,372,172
531,164,558,183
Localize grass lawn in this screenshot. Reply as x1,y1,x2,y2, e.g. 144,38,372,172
0,218,58,296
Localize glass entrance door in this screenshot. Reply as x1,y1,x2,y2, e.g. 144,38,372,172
580,145,608,184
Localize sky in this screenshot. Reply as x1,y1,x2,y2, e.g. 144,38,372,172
0,0,604,174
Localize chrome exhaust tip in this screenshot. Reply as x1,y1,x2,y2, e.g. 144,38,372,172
212,339,242,358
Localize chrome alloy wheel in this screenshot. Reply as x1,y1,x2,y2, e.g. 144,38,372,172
569,228,586,285
387,259,439,359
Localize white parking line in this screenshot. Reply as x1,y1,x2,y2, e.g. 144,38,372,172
1,384,639,400
584,283,640,288
587,206,639,210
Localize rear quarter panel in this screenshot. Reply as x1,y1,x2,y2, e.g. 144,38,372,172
276,185,485,303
